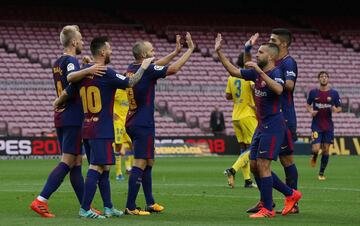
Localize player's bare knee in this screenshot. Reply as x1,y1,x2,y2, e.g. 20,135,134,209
133,159,147,170
89,164,104,173
147,159,154,167
280,155,293,167
250,160,258,176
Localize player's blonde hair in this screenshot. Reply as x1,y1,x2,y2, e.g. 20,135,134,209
60,25,80,47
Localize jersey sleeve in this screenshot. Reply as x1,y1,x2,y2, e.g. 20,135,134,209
147,64,168,80
225,77,231,94
283,59,297,82
273,69,285,86
307,90,314,105
66,57,80,74
333,90,341,107
240,69,257,82
107,68,130,89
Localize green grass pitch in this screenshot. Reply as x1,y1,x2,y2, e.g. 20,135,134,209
0,155,359,226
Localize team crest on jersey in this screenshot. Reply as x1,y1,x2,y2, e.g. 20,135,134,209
116,74,126,80
154,65,164,71
312,131,318,139
67,63,75,72
327,96,332,102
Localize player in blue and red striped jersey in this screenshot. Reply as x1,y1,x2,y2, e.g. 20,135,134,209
306,71,342,181
215,34,302,218
73,36,153,219
124,32,194,216
244,29,300,214
30,25,105,218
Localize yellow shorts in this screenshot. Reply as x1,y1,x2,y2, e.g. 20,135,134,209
233,116,257,144
114,125,132,148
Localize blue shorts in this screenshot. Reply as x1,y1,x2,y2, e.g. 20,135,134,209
279,127,295,156
126,126,155,159
249,119,286,161
56,126,83,155
83,139,91,164
311,130,334,144
88,139,115,165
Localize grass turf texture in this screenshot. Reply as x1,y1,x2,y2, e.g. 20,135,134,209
0,155,359,226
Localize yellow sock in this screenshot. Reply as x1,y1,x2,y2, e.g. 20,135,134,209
125,155,134,171
240,163,251,180
115,155,122,176
231,152,249,172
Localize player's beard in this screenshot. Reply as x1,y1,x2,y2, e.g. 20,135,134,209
257,59,267,69
105,55,111,65
75,47,82,55
320,81,328,86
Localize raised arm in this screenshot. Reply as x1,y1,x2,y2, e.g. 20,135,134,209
155,34,182,66
67,64,107,83
128,57,154,87
215,33,242,78
166,32,194,75
243,33,259,66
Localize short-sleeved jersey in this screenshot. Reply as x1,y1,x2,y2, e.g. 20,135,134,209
79,65,129,139
125,63,168,128
307,88,341,132
240,68,284,124
52,55,83,127
276,55,298,128
113,89,129,128
225,76,256,120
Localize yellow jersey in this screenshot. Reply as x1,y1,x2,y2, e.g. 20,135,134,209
226,76,256,120
113,89,129,128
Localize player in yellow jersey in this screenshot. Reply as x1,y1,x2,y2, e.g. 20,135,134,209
113,88,134,181
224,52,257,188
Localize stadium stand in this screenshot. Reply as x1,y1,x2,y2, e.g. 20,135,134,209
1,8,360,137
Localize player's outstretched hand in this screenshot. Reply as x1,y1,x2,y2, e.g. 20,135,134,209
88,64,107,77
175,34,182,53
215,33,222,52
245,33,259,48
245,61,262,73
141,57,155,70
185,32,194,51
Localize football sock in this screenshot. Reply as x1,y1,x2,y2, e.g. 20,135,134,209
40,162,70,199
142,166,155,206
81,169,101,211
115,152,122,176
126,167,144,210
284,164,298,190
272,171,292,196
69,165,84,204
98,170,112,208
319,154,329,175
260,176,273,210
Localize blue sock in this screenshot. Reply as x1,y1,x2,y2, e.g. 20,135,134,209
126,167,144,210
98,170,112,208
284,164,298,190
69,165,84,204
254,177,262,201
81,169,101,211
272,171,293,196
40,162,70,199
260,176,273,210
319,154,329,175
142,166,155,206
